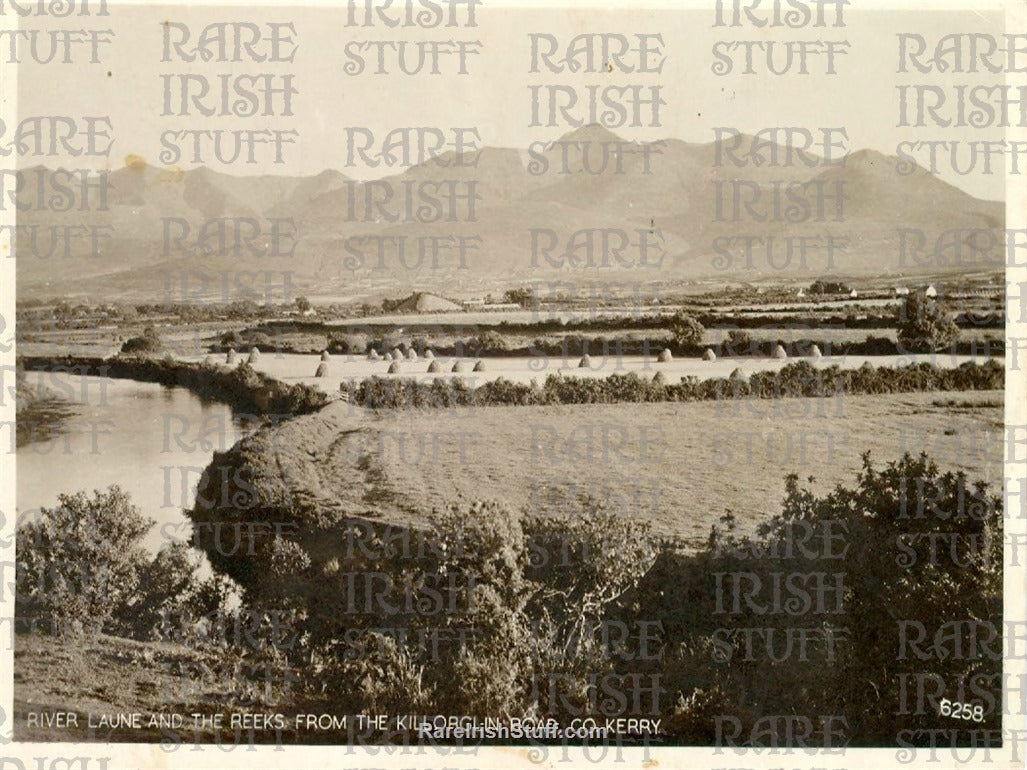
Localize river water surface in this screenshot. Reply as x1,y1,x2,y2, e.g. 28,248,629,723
17,375,251,553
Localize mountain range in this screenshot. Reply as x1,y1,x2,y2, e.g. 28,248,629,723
14,125,1005,302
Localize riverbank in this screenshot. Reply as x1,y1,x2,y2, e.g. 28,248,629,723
17,356,329,418
15,380,79,448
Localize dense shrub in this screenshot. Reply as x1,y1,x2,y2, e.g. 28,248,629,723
113,541,206,640
898,291,961,352
189,482,659,722
723,329,754,355
465,330,508,355
17,486,152,634
219,330,275,352
187,439,1001,745
669,312,705,353
808,279,851,294
220,330,245,349
635,452,1002,745
120,326,163,355
328,333,369,355
16,486,243,642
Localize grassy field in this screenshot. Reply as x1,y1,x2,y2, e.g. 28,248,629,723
293,391,1003,541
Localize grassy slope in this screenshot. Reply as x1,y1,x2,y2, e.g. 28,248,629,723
14,632,293,743
254,391,1003,541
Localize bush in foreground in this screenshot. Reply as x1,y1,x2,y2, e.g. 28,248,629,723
17,486,153,634
643,452,1002,744
17,486,240,640
186,448,1001,745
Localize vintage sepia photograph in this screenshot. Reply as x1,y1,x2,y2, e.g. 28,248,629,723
3,0,1025,767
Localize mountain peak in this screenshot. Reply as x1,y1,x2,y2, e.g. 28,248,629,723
844,148,893,168
555,124,626,145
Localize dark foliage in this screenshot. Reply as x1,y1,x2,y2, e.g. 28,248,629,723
897,292,961,353
637,453,1002,745
352,360,1003,409
17,487,152,634
120,326,163,355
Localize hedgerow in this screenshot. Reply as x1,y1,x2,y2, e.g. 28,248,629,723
351,360,1003,409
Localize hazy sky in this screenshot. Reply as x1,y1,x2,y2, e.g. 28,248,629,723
15,2,1009,200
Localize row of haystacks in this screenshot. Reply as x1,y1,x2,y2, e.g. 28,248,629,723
371,348,436,363
220,343,824,370
375,359,487,376
220,343,828,377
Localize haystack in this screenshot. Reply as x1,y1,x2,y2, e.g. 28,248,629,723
473,360,485,372
452,360,467,373
702,348,716,362
772,344,788,359
808,344,822,358
226,348,237,364
730,367,745,379
578,354,591,368
406,349,418,361
652,371,666,386
248,347,260,364
388,361,401,374
383,352,393,362
315,362,328,377
392,348,404,360
427,360,442,373
657,348,672,363
368,350,380,361
392,292,462,313
203,355,215,366
424,349,435,360
321,350,331,362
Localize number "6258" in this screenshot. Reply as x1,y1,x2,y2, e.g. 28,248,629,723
939,698,984,722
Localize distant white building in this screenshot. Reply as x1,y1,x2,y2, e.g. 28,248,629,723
894,286,910,296
925,285,938,298
797,288,806,298
849,289,859,298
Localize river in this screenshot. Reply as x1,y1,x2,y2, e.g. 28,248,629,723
16,374,253,554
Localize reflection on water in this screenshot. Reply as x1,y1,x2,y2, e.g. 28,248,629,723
16,375,253,554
